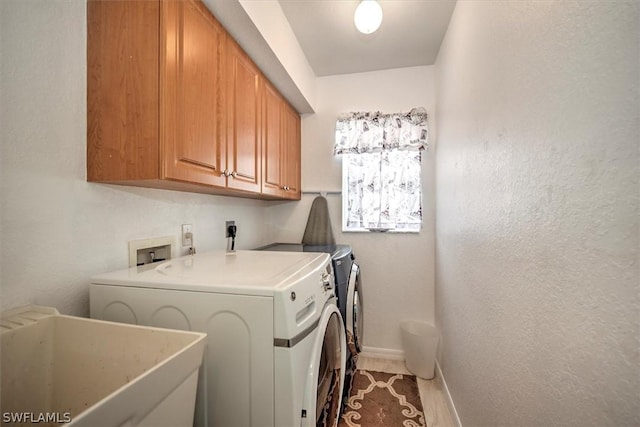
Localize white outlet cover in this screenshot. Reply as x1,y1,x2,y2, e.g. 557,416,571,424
182,224,193,247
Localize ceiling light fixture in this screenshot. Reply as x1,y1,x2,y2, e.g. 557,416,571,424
354,0,383,35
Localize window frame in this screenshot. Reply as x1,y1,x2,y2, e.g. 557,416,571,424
341,152,422,234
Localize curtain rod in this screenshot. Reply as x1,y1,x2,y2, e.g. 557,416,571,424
301,190,342,196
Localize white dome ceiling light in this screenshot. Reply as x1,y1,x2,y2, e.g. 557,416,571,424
354,0,383,35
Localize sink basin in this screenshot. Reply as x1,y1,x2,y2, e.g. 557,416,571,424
1,306,206,427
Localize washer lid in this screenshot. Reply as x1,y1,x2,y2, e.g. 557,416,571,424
91,250,329,296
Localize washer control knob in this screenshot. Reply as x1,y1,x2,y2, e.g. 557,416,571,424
321,272,332,291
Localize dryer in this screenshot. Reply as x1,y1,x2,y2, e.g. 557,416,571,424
90,250,346,427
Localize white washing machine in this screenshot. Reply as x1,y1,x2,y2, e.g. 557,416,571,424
90,250,346,427
255,244,363,412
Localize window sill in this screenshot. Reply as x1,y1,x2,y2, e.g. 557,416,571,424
342,228,420,234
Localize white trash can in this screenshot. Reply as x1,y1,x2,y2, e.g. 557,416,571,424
400,320,439,379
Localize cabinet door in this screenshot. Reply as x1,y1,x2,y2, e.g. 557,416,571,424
161,0,226,187
225,39,261,193
282,102,301,200
261,79,285,198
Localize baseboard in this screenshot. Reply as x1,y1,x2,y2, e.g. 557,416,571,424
360,347,462,426
435,359,462,427
360,346,405,361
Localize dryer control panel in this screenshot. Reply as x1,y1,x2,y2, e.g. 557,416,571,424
273,256,335,344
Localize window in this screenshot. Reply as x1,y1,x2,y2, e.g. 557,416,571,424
334,108,428,233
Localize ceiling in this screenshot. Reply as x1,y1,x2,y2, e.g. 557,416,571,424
204,0,458,112
278,0,457,76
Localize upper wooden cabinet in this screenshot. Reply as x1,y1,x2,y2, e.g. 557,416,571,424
282,101,301,200
162,0,226,188
261,80,301,200
225,38,261,194
87,0,300,200
261,80,285,198
87,0,161,182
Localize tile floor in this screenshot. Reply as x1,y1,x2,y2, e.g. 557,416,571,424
355,355,455,427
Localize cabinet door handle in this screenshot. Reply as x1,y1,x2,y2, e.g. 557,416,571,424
231,171,238,178
223,169,231,177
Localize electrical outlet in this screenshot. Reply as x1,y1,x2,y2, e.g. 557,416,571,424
225,220,236,237
182,224,193,247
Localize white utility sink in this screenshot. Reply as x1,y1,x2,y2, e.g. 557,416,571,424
1,306,206,427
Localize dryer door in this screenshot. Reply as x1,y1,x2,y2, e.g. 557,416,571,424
346,262,363,353
303,303,346,427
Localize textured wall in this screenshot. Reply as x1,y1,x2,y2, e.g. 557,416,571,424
435,1,639,426
267,66,436,351
0,0,269,316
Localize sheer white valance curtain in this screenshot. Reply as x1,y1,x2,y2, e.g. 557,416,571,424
334,108,429,232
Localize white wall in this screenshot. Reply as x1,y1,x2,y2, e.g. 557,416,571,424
0,0,270,316
435,1,639,426
267,66,436,351
238,0,316,111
